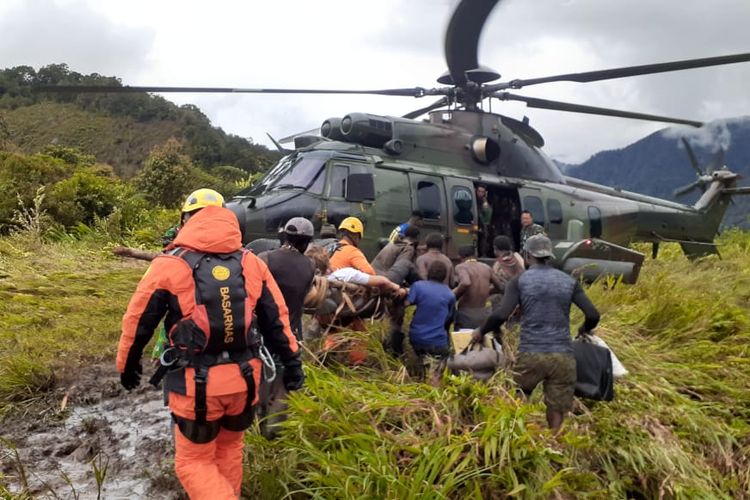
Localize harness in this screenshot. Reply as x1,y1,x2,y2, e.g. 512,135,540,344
150,247,267,443
326,241,343,257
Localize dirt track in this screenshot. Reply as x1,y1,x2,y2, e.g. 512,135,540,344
1,363,184,499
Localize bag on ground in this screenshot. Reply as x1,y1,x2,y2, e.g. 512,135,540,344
447,335,504,380
588,334,628,378
573,336,614,401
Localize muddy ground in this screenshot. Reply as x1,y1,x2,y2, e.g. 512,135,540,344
1,363,185,499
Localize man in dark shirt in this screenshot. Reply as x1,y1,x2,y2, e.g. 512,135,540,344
475,234,600,434
373,225,421,356
416,233,454,286
258,217,316,341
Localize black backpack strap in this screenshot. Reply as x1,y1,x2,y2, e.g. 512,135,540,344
221,358,257,431
193,364,209,425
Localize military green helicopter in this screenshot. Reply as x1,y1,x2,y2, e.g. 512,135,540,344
42,0,750,283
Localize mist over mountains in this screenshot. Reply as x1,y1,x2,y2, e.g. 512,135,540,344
564,117,750,228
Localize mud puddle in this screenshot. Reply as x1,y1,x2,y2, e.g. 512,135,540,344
1,364,184,499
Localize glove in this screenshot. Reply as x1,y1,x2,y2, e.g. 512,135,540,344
120,362,142,390
282,357,305,391
577,325,592,339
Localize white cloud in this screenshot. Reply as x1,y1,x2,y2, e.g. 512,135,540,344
2,0,749,163
0,0,155,79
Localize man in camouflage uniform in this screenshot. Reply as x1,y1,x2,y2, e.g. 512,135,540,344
519,210,545,259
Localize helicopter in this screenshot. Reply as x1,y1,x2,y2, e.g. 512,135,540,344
39,0,750,284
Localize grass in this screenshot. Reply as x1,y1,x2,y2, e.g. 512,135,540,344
0,232,143,418
0,230,749,498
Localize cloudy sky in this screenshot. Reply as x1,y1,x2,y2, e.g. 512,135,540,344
2,0,749,163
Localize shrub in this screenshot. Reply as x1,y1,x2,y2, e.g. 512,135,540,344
135,138,191,208
46,169,122,227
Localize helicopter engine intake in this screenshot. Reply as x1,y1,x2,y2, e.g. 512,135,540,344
320,117,346,141
339,112,394,148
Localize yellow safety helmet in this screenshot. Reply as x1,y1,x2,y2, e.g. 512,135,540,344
181,188,225,213
338,216,364,236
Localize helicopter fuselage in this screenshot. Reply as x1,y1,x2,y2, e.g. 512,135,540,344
228,110,735,283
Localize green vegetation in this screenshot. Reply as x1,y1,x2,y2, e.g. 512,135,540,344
0,142,257,233
1,228,748,497
0,64,280,177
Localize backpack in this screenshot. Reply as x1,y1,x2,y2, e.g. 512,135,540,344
573,337,614,401
168,248,260,357
157,248,262,439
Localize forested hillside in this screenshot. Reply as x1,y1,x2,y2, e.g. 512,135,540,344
0,64,280,177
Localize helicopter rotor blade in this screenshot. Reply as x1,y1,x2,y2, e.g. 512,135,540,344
673,180,702,197
402,97,450,119
681,138,703,176
706,147,726,174
491,92,703,127
34,85,435,98
722,187,750,195
444,0,500,86
487,52,750,91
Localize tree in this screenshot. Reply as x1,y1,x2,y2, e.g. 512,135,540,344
135,138,191,208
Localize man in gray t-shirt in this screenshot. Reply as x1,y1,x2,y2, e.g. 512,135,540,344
477,235,600,434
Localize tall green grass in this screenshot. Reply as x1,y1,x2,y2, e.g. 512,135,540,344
0,231,748,497
0,233,143,418
244,232,750,498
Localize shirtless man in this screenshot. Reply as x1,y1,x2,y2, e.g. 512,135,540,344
453,245,502,329
416,233,454,286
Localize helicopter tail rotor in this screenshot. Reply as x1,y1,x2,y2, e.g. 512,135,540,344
673,143,729,198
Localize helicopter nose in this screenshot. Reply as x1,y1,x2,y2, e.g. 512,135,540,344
226,201,248,242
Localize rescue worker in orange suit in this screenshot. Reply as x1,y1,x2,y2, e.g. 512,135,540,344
116,188,302,500
323,216,374,364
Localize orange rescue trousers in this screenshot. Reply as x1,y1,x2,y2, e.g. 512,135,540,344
169,391,248,500
319,315,368,365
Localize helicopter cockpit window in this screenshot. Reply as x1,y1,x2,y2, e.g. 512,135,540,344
588,206,602,238
269,156,326,194
452,187,474,225
417,181,441,219
330,165,349,198
243,155,327,196
522,195,545,225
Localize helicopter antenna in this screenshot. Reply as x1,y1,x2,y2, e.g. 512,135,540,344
266,133,291,154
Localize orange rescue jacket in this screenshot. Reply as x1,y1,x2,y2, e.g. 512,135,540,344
116,206,298,398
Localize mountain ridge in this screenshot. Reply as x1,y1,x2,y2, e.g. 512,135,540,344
565,116,750,227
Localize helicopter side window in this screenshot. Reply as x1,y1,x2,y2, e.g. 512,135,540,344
522,195,545,225
330,165,349,198
588,206,602,238
452,186,474,225
417,181,441,219
547,199,563,224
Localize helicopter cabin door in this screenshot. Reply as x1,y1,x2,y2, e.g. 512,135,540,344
408,173,447,244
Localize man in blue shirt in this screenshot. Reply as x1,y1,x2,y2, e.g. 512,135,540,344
388,211,424,243
405,261,456,385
